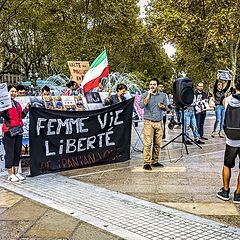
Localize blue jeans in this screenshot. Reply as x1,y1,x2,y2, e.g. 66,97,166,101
184,109,199,140
213,105,225,132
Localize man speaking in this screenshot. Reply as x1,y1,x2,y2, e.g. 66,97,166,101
140,78,168,171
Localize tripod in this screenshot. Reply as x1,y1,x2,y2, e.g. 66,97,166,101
131,121,144,153
161,108,202,154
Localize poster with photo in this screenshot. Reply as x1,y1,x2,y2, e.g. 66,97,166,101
43,96,55,109
74,96,85,111
61,96,76,111
85,92,102,104
30,96,44,108
84,92,103,110
53,96,64,110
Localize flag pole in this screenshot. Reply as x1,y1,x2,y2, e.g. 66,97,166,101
104,47,112,95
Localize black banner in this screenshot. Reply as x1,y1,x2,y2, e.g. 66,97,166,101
29,98,134,176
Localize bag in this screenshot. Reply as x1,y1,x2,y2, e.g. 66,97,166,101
224,105,240,140
9,125,23,137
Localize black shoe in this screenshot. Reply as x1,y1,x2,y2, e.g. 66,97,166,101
217,187,230,201
200,136,208,140
195,139,205,144
151,162,164,167
185,140,193,145
233,191,240,204
143,164,152,170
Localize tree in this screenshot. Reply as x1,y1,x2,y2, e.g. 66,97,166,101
147,0,240,86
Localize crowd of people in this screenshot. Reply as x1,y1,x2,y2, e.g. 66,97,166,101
1,77,240,204
139,76,240,204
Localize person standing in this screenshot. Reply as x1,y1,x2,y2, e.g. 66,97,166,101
217,77,240,203
195,83,209,140
184,96,205,145
212,79,230,138
1,85,29,182
140,78,167,170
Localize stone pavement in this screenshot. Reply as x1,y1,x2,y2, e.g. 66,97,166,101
0,113,240,239
0,187,122,240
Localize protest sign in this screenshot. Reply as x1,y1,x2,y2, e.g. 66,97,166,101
29,98,134,176
68,61,89,83
0,83,11,111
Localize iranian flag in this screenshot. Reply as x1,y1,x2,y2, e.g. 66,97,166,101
82,50,109,93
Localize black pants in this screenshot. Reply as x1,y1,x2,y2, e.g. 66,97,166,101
195,111,206,137
3,132,22,168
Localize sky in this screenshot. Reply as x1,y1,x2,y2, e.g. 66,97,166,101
137,0,176,58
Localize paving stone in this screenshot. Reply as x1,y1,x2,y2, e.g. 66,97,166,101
0,220,33,240
1,174,240,240
0,199,47,221
23,209,79,239
0,207,6,214
0,189,22,207
159,202,239,216
71,222,123,240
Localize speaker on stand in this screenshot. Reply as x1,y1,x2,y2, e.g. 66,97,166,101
162,77,202,154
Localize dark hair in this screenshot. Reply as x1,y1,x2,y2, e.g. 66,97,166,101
8,85,16,91
66,81,76,88
150,77,159,85
235,75,240,91
116,84,127,92
41,85,50,93
16,84,26,91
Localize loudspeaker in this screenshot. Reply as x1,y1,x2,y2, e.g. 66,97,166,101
173,77,194,108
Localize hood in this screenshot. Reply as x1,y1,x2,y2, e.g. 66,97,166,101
227,94,240,107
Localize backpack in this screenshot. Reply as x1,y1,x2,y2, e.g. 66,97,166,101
223,104,240,140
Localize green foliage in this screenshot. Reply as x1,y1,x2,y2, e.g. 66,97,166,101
0,0,173,85
147,0,240,87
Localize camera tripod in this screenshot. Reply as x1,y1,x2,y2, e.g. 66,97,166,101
161,108,202,154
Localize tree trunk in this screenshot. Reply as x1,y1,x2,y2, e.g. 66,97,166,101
230,33,240,87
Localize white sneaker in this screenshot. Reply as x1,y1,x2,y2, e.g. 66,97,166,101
7,174,19,182
16,173,25,181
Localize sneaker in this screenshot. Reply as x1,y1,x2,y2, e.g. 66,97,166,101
217,187,230,201
143,164,152,170
195,139,205,144
151,162,164,167
233,191,240,204
219,131,224,138
185,140,193,145
16,173,25,181
200,136,208,140
7,174,19,182
211,131,216,138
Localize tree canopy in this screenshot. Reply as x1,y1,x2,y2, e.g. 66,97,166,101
147,0,240,86
0,0,173,88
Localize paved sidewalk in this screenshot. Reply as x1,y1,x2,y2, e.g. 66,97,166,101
0,187,122,240
0,174,240,240
1,113,240,239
